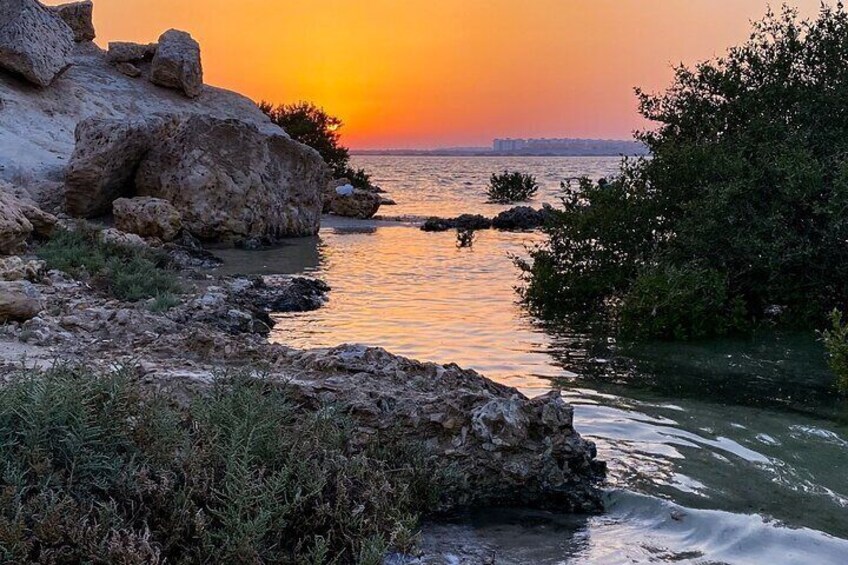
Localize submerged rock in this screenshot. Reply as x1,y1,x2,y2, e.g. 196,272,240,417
0,0,74,87
113,196,183,242
491,205,550,231
149,29,202,98
51,1,95,42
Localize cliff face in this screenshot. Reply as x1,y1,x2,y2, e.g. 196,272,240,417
0,2,328,241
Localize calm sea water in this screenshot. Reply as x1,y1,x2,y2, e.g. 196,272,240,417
215,156,848,564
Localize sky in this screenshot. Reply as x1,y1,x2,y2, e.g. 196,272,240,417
56,1,827,149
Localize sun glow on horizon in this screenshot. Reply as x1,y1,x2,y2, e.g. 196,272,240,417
54,0,827,149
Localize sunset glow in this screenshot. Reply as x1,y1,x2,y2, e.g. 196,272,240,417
56,0,824,148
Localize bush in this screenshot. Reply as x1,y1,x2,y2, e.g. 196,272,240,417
486,171,539,203
522,5,848,339
821,309,848,394
0,367,442,563
37,227,181,303
260,101,376,190
619,265,748,341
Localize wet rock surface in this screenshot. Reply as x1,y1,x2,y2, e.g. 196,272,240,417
422,206,552,233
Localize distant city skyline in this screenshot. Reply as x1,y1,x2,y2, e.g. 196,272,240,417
68,0,828,149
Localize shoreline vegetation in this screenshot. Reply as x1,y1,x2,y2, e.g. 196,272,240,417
519,4,848,393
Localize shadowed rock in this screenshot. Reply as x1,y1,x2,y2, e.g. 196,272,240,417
107,41,156,63
51,1,95,42
0,280,43,322
113,196,183,242
0,193,32,254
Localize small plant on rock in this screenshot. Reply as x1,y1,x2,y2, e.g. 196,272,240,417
486,171,539,203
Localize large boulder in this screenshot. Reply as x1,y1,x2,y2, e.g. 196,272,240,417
0,280,43,322
0,193,33,254
112,196,182,242
51,1,94,42
0,0,74,86
327,186,382,219
135,115,329,241
65,117,159,218
149,29,202,98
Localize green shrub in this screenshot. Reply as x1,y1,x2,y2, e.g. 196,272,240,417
521,5,848,339
37,228,181,303
619,265,748,341
0,367,442,563
486,171,539,203
821,310,848,394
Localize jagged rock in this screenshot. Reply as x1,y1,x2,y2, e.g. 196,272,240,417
107,41,156,63
51,1,95,42
115,62,141,77
327,187,382,219
289,345,605,511
149,29,202,98
0,280,43,322
99,228,147,248
492,206,550,231
0,0,74,86
135,115,329,241
112,197,183,242
18,202,56,238
0,193,33,254
0,256,45,282
65,117,160,218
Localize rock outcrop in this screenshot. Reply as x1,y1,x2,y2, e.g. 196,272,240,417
149,29,202,98
65,117,159,218
112,196,183,242
135,115,329,241
51,1,95,42
327,186,383,219
0,0,74,87
0,193,33,254
492,205,551,230
107,41,156,63
0,280,42,322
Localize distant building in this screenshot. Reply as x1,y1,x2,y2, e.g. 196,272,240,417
492,137,648,156
493,138,528,152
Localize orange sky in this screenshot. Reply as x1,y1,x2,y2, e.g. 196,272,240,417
54,1,826,149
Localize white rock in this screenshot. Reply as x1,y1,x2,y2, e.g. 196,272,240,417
335,184,355,196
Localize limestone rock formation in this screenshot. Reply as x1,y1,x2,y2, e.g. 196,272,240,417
327,186,383,219
51,1,95,42
0,256,45,282
112,196,183,242
99,228,147,248
115,61,141,77
18,201,57,238
149,29,202,98
135,115,329,241
107,41,156,63
288,345,604,510
0,281,43,322
0,193,33,255
65,117,160,218
0,0,75,86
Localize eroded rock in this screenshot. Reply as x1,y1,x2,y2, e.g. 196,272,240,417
135,115,329,241
0,280,43,322
0,193,33,255
51,1,95,42
113,196,183,242
65,117,160,218
107,41,156,63
0,0,74,86
0,256,45,282
327,187,382,219
149,29,202,98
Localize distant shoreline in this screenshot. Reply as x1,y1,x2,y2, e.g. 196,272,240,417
351,150,648,157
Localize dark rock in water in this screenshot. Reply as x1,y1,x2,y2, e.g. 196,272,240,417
453,214,492,230
247,276,330,313
162,231,223,269
492,206,549,231
422,217,455,232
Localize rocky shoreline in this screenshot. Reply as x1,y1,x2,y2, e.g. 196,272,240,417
0,1,605,560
